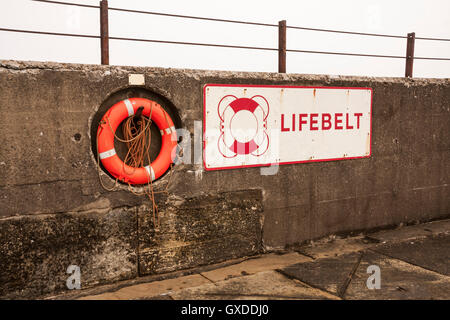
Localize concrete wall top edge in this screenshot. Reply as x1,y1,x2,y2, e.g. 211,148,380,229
1,59,448,85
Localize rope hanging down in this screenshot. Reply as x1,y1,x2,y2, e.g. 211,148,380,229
96,103,175,229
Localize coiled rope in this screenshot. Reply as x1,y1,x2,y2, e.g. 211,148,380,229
96,104,175,229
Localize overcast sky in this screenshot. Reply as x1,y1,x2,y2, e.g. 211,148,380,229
1,0,449,78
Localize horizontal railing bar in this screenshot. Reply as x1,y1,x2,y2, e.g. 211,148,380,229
287,48,405,58
109,37,450,60
108,7,277,28
1,27,450,60
32,0,99,9
286,25,406,39
31,1,450,41
31,0,277,27
0,27,99,39
415,36,450,42
109,36,278,51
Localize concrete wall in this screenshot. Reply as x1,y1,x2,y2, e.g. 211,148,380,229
0,60,448,298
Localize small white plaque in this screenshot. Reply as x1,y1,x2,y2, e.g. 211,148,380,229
128,74,145,86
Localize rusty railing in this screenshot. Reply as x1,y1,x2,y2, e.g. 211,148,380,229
0,0,449,77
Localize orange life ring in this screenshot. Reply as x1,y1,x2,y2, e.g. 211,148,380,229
97,97,177,185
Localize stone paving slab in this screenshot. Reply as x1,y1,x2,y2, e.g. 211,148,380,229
373,233,450,276
0,207,138,299
201,252,310,282
345,251,450,300
79,274,209,300
293,236,375,259
171,271,339,300
367,219,450,243
279,252,361,297
67,219,450,300
50,255,252,300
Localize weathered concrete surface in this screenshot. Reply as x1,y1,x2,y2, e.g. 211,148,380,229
0,60,449,297
281,248,450,300
0,189,263,298
138,190,263,275
288,235,376,259
279,253,361,297
79,274,209,300
54,220,450,300
171,271,338,300
77,252,311,300
345,251,450,300
282,231,450,300
200,252,310,282
373,233,450,276
367,219,450,242
0,206,138,299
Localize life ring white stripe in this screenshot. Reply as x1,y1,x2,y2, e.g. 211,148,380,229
161,126,176,136
99,148,116,160
144,165,155,181
124,99,134,117
165,126,176,134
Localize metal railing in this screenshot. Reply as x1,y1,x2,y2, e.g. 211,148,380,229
1,0,449,77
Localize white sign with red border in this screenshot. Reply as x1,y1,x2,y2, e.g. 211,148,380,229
203,84,372,170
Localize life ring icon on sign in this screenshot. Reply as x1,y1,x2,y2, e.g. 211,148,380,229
217,95,270,158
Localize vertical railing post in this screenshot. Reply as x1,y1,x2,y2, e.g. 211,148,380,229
278,20,286,73
100,0,109,65
405,32,415,77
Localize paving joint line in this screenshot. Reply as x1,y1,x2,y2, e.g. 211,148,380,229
198,273,218,286
338,251,364,299
274,268,341,299
292,249,316,260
